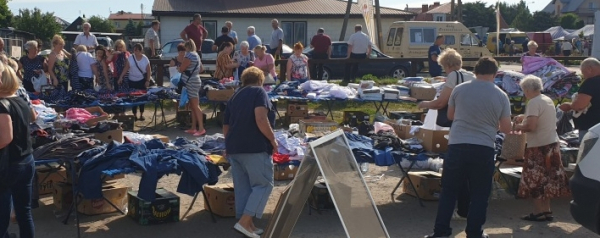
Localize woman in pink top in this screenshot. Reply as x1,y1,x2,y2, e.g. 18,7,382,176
106,40,131,91
252,45,277,83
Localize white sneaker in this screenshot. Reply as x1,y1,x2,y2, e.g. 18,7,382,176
234,223,260,238
254,228,264,235
452,210,467,221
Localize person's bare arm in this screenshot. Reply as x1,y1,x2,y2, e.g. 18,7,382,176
286,58,292,81
62,49,72,59
367,44,372,56
149,39,155,56
145,63,152,87
17,61,23,79
255,107,277,154
327,45,332,58
180,30,188,41
499,116,513,134
419,87,452,110
447,105,455,121
222,125,229,140
202,28,208,40
119,61,130,83
102,62,111,89
0,114,13,149
178,58,191,73
42,58,48,73
92,63,99,84
47,53,58,85
515,116,538,133
560,93,592,112
212,45,218,52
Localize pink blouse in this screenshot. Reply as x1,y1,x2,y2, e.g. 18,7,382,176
253,53,277,77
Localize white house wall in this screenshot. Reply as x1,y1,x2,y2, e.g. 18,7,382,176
158,16,398,46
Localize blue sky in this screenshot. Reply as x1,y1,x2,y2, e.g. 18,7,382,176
9,0,547,23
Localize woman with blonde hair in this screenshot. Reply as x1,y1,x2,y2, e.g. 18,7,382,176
224,66,276,237
286,42,309,82
0,62,35,238
75,45,97,90
47,35,71,91
252,45,277,83
178,40,205,136
106,39,130,91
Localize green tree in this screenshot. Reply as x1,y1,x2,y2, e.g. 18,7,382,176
462,2,495,29
528,11,557,31
87,15,115,33
575,20,585,29
124,19,136,36
13,8,62,42
510,8,532,31
136,20,144,36
559,13,580,29
0,0,13,28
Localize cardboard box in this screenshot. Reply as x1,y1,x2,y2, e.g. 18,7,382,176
66,171,125,184
53,182,73,211
287,103,308,117
299,119,338,136
95,129,124,143
77,182,129,215
285,116,305,125
386,120,414,139
207,89,235,101
151,134,170,143
274,164,299,181
36,167,67,195
410,84,437,100
112,115,136,132
128,188,180,225
402,171,442,200
342,111,370,126
203,184,235,217
84,106,109,126
416,128,449,153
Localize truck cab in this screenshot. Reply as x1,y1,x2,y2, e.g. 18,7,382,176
383,21,490,71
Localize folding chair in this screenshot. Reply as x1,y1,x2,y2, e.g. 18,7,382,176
391,155,425,207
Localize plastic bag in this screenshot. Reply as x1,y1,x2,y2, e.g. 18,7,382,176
170,72,182,89
373,122,394,133
179,88,189,108
556,106,573,136
32,74,49,92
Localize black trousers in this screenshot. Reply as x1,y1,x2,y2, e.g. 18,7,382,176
311,53,328,80
344,53,366,82
128,80,146,115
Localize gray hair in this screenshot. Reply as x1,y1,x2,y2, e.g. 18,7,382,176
24,40,38,51
527,41,538,48
247,26,255,33
271,19,278,23
83,22,91,28
240,41,249,49
581,57,600,70
520,75,543,92
225,21,232,25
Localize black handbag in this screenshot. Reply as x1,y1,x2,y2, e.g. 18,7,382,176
436,70,464,127
177,61,199,94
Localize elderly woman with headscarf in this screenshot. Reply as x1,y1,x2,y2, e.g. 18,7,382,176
514,75,570,222
233,41,255,81
223,66,276,238
17,41,47,92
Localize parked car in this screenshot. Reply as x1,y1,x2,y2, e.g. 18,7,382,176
303,41,410,80
263,44,293,59
570,124,600,235
159,38,217,75
97,37,114,49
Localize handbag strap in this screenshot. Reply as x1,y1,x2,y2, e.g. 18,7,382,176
132,56,146,76
454,70,464,85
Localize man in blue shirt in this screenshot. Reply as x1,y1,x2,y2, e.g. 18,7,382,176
428,35,444,77
246,26,262,50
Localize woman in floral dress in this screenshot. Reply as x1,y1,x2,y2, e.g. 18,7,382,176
48,35,71,91
94,45,112,91
106,39,130,91
233,41,255,80
286,42,309,83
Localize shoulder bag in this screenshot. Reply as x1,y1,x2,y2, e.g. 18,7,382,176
0,98,12,193
177,60,199,94
436,70,464,127
132,56,154,85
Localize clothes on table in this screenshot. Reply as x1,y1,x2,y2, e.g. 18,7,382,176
32,136,101,160
197,133,226,153
274,131,304,157
78,139,221,201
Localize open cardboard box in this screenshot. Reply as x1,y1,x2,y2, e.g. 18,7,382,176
84,106,109,126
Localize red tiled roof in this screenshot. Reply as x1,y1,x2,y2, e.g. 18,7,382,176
152,0,415,16
109,13,154,20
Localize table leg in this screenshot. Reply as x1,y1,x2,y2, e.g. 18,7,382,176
373,101,382,114
325,101,335,120
202,191,217,223
381,101,390,116
181,193,199,219
391,160,424,207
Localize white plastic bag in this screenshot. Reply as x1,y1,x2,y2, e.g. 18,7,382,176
32,74,49,93
422,109,449,131
374,122,394,133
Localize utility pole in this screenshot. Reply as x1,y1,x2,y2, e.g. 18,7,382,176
375,0,383,50
457,0,463,22
340,0,353,41
450,0,455,21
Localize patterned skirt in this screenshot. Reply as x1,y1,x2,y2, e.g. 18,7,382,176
518,142,571,199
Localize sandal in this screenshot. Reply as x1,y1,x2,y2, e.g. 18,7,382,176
185,129,197,134
521,213,549,222
193,129,206,137
544,211,554,221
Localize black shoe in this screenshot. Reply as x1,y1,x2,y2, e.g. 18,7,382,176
139,115,146,121
424,233,450,238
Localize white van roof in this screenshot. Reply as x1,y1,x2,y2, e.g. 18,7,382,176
391,21,461,24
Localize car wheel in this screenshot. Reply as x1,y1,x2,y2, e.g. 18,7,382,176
390,66,408,79
322,68,331,81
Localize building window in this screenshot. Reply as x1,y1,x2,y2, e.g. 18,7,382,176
203,21,217,40
114,22,120,28
435,16,444,21
589,2,595,10
281,21,307,46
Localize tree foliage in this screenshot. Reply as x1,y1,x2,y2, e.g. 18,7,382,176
13,8,62,43
124,19,137,36
462,1,561,32
136,20,144,36
559,13,581,29
529,11,557,32
462,2,496,29
0,0,13,28
87,15,115,33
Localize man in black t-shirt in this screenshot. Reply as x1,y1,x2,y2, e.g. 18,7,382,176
213,26,236,53
559,58,600,141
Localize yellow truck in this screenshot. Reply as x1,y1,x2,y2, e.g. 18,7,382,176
382,21,491,70
486,31,528,54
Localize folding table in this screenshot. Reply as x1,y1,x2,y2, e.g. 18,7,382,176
390,155,425,207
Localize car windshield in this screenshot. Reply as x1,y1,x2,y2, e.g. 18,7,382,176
512,36,528,44
98,39,109,47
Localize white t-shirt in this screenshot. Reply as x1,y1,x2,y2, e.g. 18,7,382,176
348,31,371,54
76,52,96,78
524,94,560,147
74,33,98,51
128,54,150,81
444,70,476,89
561,42,573,51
